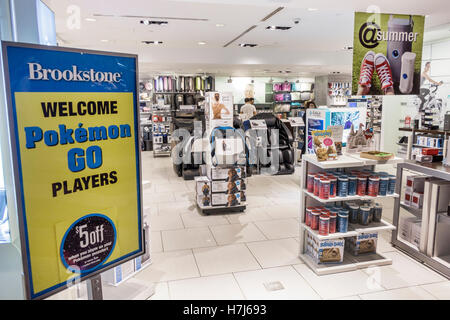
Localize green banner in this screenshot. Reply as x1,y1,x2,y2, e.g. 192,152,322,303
352,12,425,96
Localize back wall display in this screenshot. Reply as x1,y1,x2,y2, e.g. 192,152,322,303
352,12,425,96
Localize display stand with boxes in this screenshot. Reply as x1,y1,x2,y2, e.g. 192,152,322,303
195,165,247,215
195,92,248,215
392,161,450,279
299,154,401,275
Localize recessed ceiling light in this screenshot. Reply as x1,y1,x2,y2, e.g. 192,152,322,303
198,41,206,45
308,8,318,11
85,18,96,22
140,20,168,26
100,39,109,42
216,24,225,27
266,26,291,31
142,41,163,45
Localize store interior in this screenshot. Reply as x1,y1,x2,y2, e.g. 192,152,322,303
1,0,450,300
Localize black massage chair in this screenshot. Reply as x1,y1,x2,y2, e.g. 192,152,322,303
172,112,206,180
246,113,295,175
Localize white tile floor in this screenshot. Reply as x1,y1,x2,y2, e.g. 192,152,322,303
51,153,450,300
135,154,450,300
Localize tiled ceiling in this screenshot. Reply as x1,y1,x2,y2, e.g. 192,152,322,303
43,0,450,78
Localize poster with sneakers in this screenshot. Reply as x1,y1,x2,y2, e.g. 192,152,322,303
352,12,425,96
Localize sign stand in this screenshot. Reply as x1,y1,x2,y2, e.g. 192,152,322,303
87,275,103,300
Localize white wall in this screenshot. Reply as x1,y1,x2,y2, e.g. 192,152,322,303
215,76,314,105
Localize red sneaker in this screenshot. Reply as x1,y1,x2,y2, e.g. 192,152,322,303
375,53,394,90
359,51,375,87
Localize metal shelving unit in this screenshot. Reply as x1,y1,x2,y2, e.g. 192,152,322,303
299,154,402,275
391,161,450,279
152,110,172,157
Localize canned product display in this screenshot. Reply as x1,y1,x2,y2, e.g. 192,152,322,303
329,176,337,198
359,206,371,226
357,176,367,196
348,205,360,224
348,175,357,196
379,176,389,196
319,178,330,200
310,211,320,230
373,203,383,222
319,215,330,236
329,212,337,233
338,176,349,197
367,176,380,197
305,207,314,226
314,175,321,196
337,211,349,233
388,175,396,195
307,173,315,193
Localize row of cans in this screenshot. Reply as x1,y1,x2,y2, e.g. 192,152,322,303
306,169,396,199
305,206,349,236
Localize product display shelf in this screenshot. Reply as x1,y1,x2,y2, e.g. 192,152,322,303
345,153,405,166
400,201,423,218
303,189,399,203
152,110,172,157
197,203,246,215
302,154,365,169
392,162,450,279
299,154,397,275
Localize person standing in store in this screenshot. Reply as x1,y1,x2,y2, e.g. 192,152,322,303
240,97,257,121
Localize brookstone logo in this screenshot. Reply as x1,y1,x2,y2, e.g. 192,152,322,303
28,63,122,83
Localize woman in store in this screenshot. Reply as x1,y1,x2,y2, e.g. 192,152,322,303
421,62,443,87
240,97,257,121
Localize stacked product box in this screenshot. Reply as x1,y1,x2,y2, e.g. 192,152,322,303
195,176,211,207
305,231,345,264
404,175,428,209
399,216,421,248
346,232,378,256
196,165,247,208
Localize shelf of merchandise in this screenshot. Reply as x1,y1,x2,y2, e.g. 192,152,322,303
298,154,400,275
391,162,450,279
412,144,443,149
303,190,399,203
152,110,172,157
400,201,423,218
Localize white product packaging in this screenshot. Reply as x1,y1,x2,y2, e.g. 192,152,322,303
411,192,424,209
211,180,241,193
207,165,244,181
211,192,241,207
195,176,211,196
346,232,378,256
404,187,413,206
306,232,345,264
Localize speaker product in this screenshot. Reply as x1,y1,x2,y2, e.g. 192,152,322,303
386,15,414,84
399,52,416,94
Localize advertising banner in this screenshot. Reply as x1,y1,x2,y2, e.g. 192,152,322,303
2,42,143,299
352,12,425,96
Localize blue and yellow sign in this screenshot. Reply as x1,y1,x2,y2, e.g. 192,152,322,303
2,42,143,299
